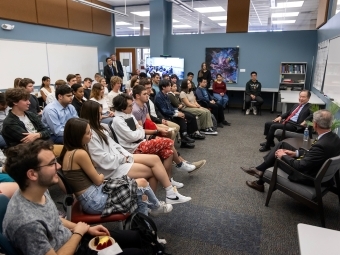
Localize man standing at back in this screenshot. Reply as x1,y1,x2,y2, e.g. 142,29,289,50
259,90,312,152
42,85,78,144
245,71,263,115
111,54,124,79
104,57,116,91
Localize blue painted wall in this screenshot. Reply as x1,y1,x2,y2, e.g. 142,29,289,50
114,36,150,48
0,18,114,63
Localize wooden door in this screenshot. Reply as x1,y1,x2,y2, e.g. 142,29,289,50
115,48,137,75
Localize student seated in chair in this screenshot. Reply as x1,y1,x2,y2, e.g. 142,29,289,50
195,77,230,128
241,110,340,192
245,71,263,115
212,73,229,109
18,78,42,116
2,140,144,255
259,90,312,152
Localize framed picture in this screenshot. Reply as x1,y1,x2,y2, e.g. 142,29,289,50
205,47,239,83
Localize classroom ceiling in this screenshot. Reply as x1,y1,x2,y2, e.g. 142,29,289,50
97,0,337,36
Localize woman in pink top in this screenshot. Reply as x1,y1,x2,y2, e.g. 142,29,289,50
212,73,229,108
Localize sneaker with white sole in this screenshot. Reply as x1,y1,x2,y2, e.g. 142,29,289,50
204,128,218,135
166,187,191,204
176,161,195,172
246,108,250,115
253,107,257,115
171,177,184,188
186,159,206,173
149,201,173,217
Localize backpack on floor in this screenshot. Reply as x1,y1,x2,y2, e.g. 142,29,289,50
124,212,169,255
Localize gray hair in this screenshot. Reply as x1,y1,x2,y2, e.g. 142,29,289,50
313,110,333,129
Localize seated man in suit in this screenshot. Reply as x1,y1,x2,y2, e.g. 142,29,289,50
259,90,312,152
245,71,263,115
241,109,340,192
195,78,230,128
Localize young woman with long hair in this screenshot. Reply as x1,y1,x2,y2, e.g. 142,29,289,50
71,84,85,116
80,100,192,205
40,76,55,103
60,117,172,216
197,62,212,89
212,73,229,108
90,83,114,124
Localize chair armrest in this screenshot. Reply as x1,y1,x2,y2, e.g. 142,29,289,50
282,121,312,140
276,158,315,181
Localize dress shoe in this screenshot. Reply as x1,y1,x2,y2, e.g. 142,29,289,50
260,142,275,147
240,167,263,178
180,142,195,149
222,120,231,126
217,123,224,128
190,132,205,140
181,134,195,143
259,146,271,152
246,181,264,192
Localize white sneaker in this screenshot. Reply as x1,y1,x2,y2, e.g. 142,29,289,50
166,187,191,204
171,177,184,188
246,109,250,115
186,160,206,173
149,201,173,217
204,128,218,135
253,107,257,115
176,161,195,172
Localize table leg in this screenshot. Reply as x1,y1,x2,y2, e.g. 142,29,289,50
271,92,275,113
282,103,287,113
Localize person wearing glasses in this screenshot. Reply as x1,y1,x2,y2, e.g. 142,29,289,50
2,88,50,148
2,140,144,255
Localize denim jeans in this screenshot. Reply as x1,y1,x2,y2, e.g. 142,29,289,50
77,184,108,214
136,184,160,215
213,93,229,108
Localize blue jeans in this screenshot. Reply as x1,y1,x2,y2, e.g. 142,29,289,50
213,93,229,108
136,185,160,215
0,135,6,149
50,134,64,144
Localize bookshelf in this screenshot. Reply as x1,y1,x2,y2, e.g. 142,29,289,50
279,62,307,91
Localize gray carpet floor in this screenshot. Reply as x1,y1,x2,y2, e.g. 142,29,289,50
49,109,340,255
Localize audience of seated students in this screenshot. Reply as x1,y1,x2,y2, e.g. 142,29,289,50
82,77,92,100
90,83,114,124
187,72,197,91
167,82,204,140
130,76,140,90
71,84,85,116
3,140,144,255
241,110,340,192
155,80,206,147
18,78,42,116
197,62,212,90
170,74,180,90
245,71,263,115
75,73,82,84
61,118,172,216
180,79,217,135
0,94,9,149
259,90,313,152
80,100,192,204
151,73,161,94
42,85,78,144
162,74,169,80
94,72,101,83
139,80,183,145
40,76,55,104
13,77,21,88
46,79,67,104
196,78,231,128
139,72,147,79
125,73,137,95
99,77,109,105
107,76,122,109
113,93,206,190
66,74,77,88
212,73,229,108
2,88,50,147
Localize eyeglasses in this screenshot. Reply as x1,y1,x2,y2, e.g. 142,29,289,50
36,158,58,169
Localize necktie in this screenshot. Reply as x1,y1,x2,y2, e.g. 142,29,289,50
110,66,113,74
283,104,302,124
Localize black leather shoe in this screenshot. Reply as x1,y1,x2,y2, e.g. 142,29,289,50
259,146,271,152
180,142,195,149
260,142,275,147
190,132,205,140
217,123,224,128
240,167,263,178
222,120,231,126
181,135,195,143
246,181,264,192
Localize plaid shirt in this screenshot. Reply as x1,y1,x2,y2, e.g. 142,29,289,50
101,175,138,217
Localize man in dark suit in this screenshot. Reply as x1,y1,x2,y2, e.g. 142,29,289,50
259,90,313,152
103,57,116,91
241,109,340,192
111,54,124,79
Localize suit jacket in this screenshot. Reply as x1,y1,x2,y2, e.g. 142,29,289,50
281,103,313,125
114,60,124,78
104,65,117,89
282,132,340,185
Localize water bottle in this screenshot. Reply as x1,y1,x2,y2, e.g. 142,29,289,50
303,127,309,141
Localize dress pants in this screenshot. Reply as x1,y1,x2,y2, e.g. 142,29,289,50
245,95,263,110
263,121,299,146
182,111,199,134
262,142,297,172
205,102,225,123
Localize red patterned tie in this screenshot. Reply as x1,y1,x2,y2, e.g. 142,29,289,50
283,104,302,124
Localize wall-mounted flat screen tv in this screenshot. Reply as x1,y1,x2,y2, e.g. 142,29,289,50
145,57,184,80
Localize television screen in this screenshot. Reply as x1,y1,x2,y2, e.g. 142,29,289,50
145,57,184,80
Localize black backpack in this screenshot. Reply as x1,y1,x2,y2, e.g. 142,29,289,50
124,212,170,255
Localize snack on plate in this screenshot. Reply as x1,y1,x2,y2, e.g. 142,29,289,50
94,236,113,250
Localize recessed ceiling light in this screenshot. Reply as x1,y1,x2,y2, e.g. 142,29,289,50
272,20,296,24
130,11,150,17
173,24,191,28
194,6,225,13
208,16,227,21
271,1,304,8
173,19,179,23
272,12,299,18
128,27,150,30
116,22,132,25
217,23,227,26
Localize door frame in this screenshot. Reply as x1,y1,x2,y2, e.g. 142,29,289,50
115,48,137,74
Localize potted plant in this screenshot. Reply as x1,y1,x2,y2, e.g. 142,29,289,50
306,103,340,133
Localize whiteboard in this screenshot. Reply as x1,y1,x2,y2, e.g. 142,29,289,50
0,39,98,90
0,40,49,89
323,36,340,105
312,40,329,92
